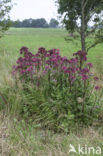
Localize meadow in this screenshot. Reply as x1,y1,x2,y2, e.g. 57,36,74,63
0,28,103,74
0,28,103,156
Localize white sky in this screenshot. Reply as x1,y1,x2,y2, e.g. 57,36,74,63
10,0,58,22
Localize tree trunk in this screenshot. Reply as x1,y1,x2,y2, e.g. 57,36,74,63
81,0,86,52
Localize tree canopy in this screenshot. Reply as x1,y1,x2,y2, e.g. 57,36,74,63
49,18,59,28
11,18,59,28
0,0,12,37
57,0,103,51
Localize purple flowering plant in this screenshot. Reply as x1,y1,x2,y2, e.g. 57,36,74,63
12,46,103,126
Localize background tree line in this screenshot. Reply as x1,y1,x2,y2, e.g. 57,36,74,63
11,18,59,28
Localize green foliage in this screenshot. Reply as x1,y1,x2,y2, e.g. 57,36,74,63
0,28,103,133
0,0,12,37
49,18,59,28
2,47,102,132
11,18,59,28
2,76,102,133
7,117,103,156
56,0,103,51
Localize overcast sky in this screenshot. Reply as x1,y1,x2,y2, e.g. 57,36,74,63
10,0,58,22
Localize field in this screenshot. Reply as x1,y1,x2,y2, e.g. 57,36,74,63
0,28,103,156
0,28,103,73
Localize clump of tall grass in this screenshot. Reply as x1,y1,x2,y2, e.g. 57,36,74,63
0,113,103,156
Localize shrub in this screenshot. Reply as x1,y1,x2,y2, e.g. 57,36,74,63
11,46,103,132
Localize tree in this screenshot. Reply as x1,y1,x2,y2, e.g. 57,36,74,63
0,0,12,37
49,18,59,28
21,19,30,27
56,0,103,52
32,18,49,28
12,18,49,28
12,20,23,28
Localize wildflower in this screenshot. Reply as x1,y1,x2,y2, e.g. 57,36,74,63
16,57,24,64
68,58,78,64
69,75,76,82
45,53,50,57
46,60,51,65
93,76,99,81
55,49,60,55
34,53,40,57
82,55,87,61
82,74,88,80
81,68,89,73
38,47,47,55
73,50,87,61
70,67,77,73
62,66,68,73
95,85,101,90
45,66,50,70
48,49,54,55
61,56,68,62
20,69,26,74
20,46,28,54
26,66,33,72
55,63,59,67
87,62,93,68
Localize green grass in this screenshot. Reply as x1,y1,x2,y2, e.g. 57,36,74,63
0,28,103,68
0,28,75,56
0,27,102,85
0,28,103,69
0,28,103,57
0,28,103,155
0,113,103,156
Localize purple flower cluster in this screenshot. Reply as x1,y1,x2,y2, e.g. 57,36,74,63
95,85,101,90
12,47,101,91
13,46,42,77
73,50,87,61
